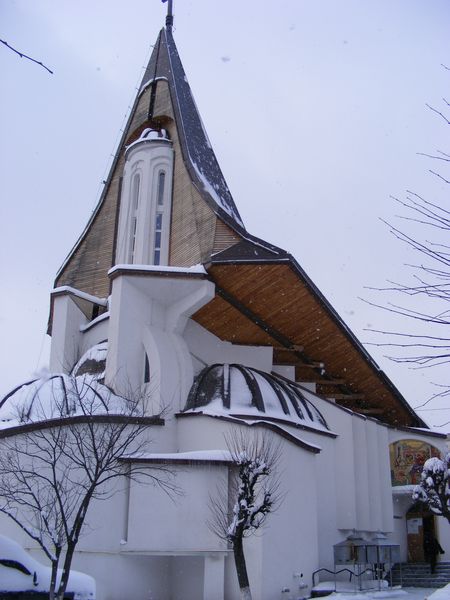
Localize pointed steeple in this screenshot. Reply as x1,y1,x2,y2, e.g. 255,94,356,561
54,20,282,299
141,27,245,230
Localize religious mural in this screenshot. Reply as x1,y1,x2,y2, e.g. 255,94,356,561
390,440,440,486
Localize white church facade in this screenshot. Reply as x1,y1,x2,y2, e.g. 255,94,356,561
1,12,449,600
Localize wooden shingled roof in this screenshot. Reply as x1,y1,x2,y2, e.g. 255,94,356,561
193,244,425,429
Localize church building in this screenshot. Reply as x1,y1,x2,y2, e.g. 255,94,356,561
1,8,449,600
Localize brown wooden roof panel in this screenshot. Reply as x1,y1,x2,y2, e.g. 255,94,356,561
192,261,424,428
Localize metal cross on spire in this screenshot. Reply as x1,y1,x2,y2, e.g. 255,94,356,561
161,0,174,31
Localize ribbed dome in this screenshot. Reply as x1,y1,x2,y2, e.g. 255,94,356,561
185,364,328,430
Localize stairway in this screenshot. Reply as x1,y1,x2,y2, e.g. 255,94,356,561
390,562,450,588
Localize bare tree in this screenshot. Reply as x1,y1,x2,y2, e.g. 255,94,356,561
209,430,282,600
0,374,177,600
412,454,450,523
365,76,450,414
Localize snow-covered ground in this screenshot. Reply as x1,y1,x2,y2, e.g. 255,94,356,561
326,587,449,600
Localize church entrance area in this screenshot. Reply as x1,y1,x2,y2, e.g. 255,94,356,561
406,505,435,562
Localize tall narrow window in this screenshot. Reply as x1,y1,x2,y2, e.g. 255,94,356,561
144,353,150,384
157,171,165,206
153,212,163,265
153,171,165,265
128,174,140,263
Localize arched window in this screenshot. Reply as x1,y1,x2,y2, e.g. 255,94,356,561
128,173,141,263
153,171,165,265
144,352,150,384
157,171,165,206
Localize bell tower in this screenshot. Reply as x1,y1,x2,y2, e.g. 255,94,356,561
115,128,174,266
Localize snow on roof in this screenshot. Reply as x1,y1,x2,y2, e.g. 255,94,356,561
79,311,109,332
125,449,233,463
0,373,136,431
0,535,95,597
108,263,206,277
51,286,107,307
184,364,330,434
139,76,169,95
125,127,172,154
72,342,108,380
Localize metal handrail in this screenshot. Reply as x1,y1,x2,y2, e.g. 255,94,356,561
312,567,356,588
312,566,386,590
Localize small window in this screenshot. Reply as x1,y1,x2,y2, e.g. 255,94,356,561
157,171,165,206
144,353,150,384
153,211,163,265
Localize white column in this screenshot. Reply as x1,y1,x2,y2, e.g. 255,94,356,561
50,294,87,373
203,554,225,600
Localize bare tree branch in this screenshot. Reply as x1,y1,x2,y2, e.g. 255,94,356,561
0,375,178,600
0,39,53,74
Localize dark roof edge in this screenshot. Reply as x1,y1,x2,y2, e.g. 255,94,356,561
285,254,427,429
176,411,322,453
0,414,164,439
120,456,235,466
388,424,447,439
163,28,245,231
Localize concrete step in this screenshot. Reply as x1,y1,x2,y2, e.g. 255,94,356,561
389,562,450,588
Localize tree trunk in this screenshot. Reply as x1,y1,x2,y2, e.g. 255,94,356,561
49,557,59,600
56,543,76,600
233,537,252,600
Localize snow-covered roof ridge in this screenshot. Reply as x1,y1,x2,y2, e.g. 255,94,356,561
0,373,160,432
51,286,107,306
108,263,206,276
184,363,330,431
123,449,234,464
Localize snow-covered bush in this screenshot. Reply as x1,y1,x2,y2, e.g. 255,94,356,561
412,453,450,522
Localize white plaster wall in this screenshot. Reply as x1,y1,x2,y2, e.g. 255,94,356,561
271,365,295,381
79,316,109,355
106,274,214,413
170,556,204,600
50,295,88,373
310,400,358,534
435,515,450,556
176,416,320,599
366,419,383,532
352,417,372,532
184,320,273,373
391,494,411,562
377,425,395,533
126,464,228,553
70,553,171,600
260,437,319,600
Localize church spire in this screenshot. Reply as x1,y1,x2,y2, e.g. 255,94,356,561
163,0,174,31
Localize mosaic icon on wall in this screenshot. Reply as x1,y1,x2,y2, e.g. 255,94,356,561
390,440,440,486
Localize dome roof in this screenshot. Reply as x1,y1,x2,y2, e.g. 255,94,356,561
0,373,129,431
184,364,329,430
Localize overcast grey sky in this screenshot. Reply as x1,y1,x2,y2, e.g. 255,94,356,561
1,1,449,428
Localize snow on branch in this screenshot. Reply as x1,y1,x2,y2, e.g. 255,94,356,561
412,453,450,522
